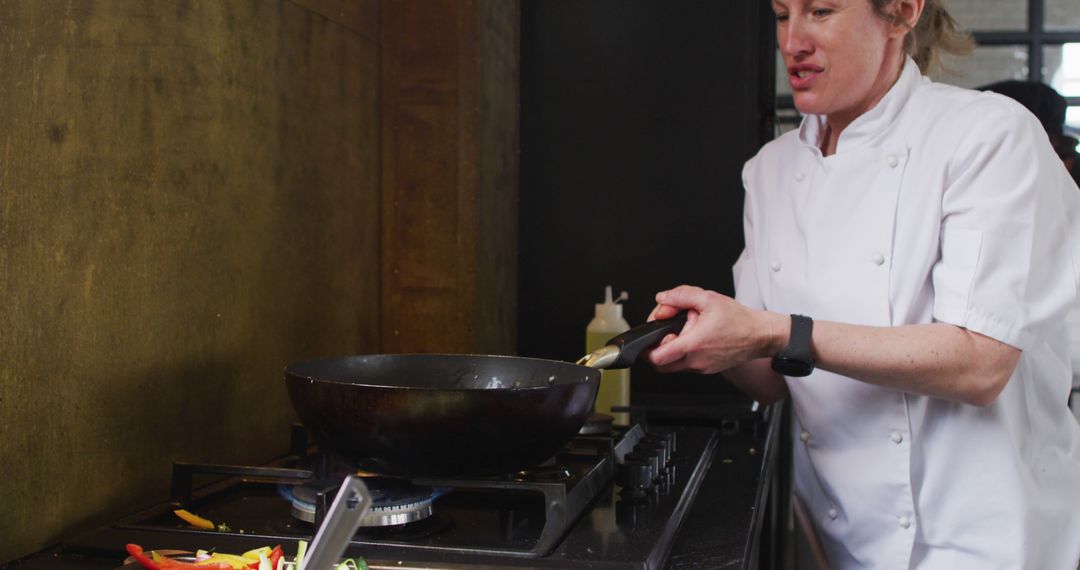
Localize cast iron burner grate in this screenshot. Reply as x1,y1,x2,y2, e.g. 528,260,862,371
153,424,644,557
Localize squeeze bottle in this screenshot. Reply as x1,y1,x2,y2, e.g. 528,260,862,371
586,286,631,425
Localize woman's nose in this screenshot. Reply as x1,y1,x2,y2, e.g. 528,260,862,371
780,21,813,57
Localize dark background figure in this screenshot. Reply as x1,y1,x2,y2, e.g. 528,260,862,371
979,80,1080,184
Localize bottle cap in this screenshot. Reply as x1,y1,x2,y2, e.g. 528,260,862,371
595,286,629,321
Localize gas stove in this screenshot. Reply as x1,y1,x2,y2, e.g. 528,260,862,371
44,419,719,569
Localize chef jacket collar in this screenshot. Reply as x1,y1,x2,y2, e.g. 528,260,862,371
798,56,924,154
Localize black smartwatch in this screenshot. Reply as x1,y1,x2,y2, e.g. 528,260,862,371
771,314,815,377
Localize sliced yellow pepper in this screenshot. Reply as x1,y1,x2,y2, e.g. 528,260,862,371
201,553,252,569
242,547,272,562
174,509,216,530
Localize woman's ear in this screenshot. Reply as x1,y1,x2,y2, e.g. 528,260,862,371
895,0,926,31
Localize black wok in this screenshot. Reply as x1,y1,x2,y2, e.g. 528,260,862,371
285,313,687,477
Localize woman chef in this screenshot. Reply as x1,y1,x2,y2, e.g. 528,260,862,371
648,0,1080,567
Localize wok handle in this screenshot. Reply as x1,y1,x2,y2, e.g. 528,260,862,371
604,312,689,369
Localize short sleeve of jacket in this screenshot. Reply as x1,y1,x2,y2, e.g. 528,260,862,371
931,96,1080,350
734,158,765,310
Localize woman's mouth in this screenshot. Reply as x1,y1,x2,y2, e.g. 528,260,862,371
789,64,824,90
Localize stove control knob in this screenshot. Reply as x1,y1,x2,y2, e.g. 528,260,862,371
640,437,672,466
635,441,669,472
617,460,653,498
655,430,677,455
624,450,660,485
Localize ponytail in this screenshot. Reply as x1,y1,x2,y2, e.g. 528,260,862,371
871,0,974,74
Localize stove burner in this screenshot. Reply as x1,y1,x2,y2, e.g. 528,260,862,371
360,512,454,541
286,478,444,527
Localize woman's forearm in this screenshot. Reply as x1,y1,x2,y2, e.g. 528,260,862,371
648,287,1021,407
723,357,789,404
807,319,1020,406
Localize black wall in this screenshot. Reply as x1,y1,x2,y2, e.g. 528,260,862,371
519,1,776,399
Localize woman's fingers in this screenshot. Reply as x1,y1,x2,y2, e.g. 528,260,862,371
655,357,689,374
655,285,710,311
649,325,695,366
649,284,709,322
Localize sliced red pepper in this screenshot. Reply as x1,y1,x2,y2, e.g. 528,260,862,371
124,544,231,570
268,545,283,570
126,544,163,570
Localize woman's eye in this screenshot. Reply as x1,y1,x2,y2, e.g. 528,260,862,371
811,8,833,17
775,12,790,23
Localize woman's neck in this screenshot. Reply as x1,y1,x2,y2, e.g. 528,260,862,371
820,53,907,157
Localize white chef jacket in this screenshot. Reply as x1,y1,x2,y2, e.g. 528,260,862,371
736,57,1080,568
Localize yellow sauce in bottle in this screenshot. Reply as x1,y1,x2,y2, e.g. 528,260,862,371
587,331,631,426
586,286,630,426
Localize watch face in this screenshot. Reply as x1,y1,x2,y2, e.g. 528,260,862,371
771,356,814,377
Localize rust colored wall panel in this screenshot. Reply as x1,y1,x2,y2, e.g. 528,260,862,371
0,0,380,561
474,0,520,355
290,0,379,41
380,0,519,355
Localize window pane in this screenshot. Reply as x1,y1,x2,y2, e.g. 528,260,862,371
932,46,1029,89
776,107,801,137
1068,108,1080,152
1046,0,1080,32
941,0,1026,32
1046,44,1080,98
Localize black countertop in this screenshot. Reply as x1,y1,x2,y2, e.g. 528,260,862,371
664,401,784,569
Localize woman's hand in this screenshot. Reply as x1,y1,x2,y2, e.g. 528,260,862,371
645,285,787,374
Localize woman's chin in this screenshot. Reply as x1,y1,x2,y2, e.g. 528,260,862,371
792,95,825,117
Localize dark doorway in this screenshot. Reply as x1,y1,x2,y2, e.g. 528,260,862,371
519,1,776,400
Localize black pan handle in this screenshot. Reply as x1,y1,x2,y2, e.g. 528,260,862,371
604,312,689,369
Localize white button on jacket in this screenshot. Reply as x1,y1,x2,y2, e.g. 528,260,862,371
734,57,1080,569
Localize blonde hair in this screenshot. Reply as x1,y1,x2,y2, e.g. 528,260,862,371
871,0,974,74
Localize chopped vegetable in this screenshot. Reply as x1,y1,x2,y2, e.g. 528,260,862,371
201,553,251,569
126,544,163,570
173,509,215,530
172,509,231,532
125,543,307,570
125,543,232,570
242,547,272,562
333,560,369,570
294,541,307,570
267,546,283,570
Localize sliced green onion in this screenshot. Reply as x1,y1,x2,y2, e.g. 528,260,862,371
295,540,308,570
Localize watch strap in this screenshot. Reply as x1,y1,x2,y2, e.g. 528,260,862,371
785,314,813,363
771,314,814,377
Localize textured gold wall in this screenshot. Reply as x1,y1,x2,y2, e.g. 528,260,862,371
0,0,380,560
